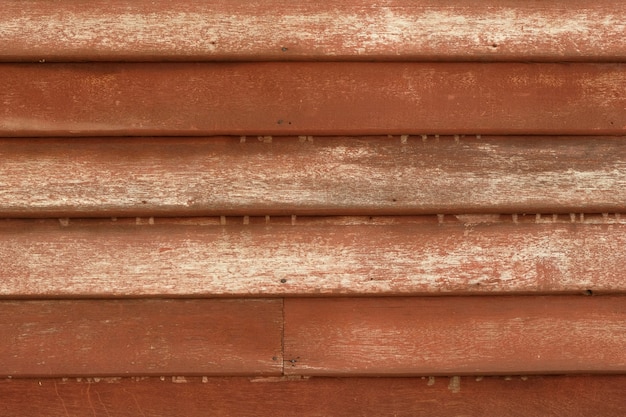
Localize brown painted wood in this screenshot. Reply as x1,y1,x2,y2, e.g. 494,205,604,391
1,0,625,62
284,296,626,375
1,376,625,417
1,63,623,136
2,219,626,297
0,299,282,377
4,136,626,217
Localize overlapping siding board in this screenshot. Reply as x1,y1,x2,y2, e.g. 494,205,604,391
3,136,626,217
1,63,624,136
2,219,626,297
1,1,624,415
1,0,625,62
2,376,626,417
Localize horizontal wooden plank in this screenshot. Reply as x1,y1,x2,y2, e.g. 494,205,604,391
0,299,282,377
1,376,625,417
1,63,623,136
1,0,625,62
4,136,626,217
284,296,626,375
2,220,626,297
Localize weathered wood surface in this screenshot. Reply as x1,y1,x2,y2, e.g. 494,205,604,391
4,136,626,217
284,296,626,375
2,376,625,417
2,220,626,297
0,299,282,377
1,63,624,136
1,0,625,62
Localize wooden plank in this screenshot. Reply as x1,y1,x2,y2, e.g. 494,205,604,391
1,376,625,417
284,296,626,375
4,136,626,217
1,0,625,62
1,63,623,136
2,220,626,297
0,299,282,377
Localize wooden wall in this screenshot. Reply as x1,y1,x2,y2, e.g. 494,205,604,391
1,1,625,415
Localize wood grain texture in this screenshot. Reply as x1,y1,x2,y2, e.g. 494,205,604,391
3,136,626,217
1,63,624,136
284,296,626,375
2,220,626,297
0,0,624,62
0,299,282,377
2,376,625,417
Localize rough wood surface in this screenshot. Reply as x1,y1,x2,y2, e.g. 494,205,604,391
1,376,625,417
4,136,626,217
1,0,624,62
284,296,626,375
1,63,624,136
0,299,282,377
2,219,626,297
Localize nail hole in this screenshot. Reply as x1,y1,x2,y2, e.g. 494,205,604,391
585,289,593,296
280,279,287,283
281,47,288,52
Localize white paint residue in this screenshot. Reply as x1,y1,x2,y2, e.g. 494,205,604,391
448,376,461,393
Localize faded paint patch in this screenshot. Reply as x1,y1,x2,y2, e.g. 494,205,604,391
0,4,624,59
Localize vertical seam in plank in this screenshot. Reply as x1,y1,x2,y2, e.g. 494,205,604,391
281,298,285,376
